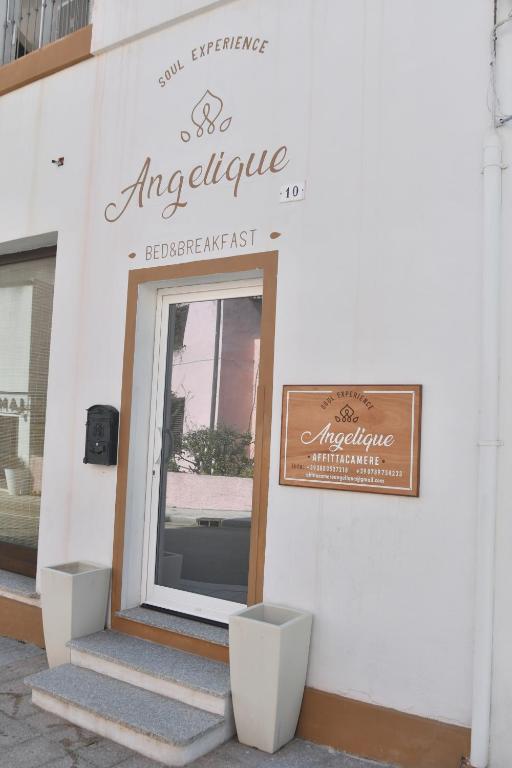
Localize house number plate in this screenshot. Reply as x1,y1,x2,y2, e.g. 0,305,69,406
280,181,305,203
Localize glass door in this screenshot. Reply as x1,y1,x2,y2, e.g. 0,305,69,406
142,279,263,623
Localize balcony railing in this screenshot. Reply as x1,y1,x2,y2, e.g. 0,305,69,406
1,0,90,66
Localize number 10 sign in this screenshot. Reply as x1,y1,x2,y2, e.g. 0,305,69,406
280,181,305,202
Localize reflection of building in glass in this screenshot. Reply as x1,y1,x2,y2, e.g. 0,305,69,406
170,296,261,469
217,297,261,436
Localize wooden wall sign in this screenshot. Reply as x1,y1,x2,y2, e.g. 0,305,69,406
280,385,422,497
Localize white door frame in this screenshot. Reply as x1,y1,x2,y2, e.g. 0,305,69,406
141,277,263,623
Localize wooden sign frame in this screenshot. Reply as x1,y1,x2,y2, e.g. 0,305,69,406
279,385,422,497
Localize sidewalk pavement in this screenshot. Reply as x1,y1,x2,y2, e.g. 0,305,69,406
0,635,393,768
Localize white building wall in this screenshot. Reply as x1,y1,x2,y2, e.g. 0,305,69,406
0,61,97,568
0,0,494,732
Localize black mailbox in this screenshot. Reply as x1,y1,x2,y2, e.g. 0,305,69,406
83,405,119,466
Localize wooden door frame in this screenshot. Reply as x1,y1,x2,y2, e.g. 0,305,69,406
111,251,278,635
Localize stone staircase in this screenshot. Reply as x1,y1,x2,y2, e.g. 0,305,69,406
25,630,234,766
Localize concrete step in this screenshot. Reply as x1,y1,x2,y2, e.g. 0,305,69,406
117,606,229,647
26,664,234,767
68,630,231,716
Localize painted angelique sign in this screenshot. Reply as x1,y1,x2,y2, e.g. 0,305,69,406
103,52,288,224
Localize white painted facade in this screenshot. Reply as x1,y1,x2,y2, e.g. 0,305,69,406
1,0,512,764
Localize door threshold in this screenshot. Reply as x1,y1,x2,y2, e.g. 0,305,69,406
114,605,229,650
141,603,228,630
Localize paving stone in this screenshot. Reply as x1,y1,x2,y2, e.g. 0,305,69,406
0,640,43,669
0,676,40,718
25,707,74,730
118,757,166,768
0,653,48,684
29,719,99,748
75,738,135,767
41,757,98,768
0,690,33,718
26,708,99,747
189,739,395,767
1,734,70,767
0,710,35,747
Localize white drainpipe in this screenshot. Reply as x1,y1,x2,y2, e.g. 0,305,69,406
469,129,503,768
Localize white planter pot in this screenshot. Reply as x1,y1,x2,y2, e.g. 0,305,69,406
41,562,111,668
4,467,32,496
229,603,313,753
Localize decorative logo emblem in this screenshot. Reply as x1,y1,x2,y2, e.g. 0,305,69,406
335,404,359,423
180,89,232,142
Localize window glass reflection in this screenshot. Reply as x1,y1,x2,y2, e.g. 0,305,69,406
155,296,262,604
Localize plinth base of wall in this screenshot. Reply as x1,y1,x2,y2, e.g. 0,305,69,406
0,594,44,647
297,687,470,768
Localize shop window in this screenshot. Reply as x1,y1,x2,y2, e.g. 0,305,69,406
0,250,55,576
